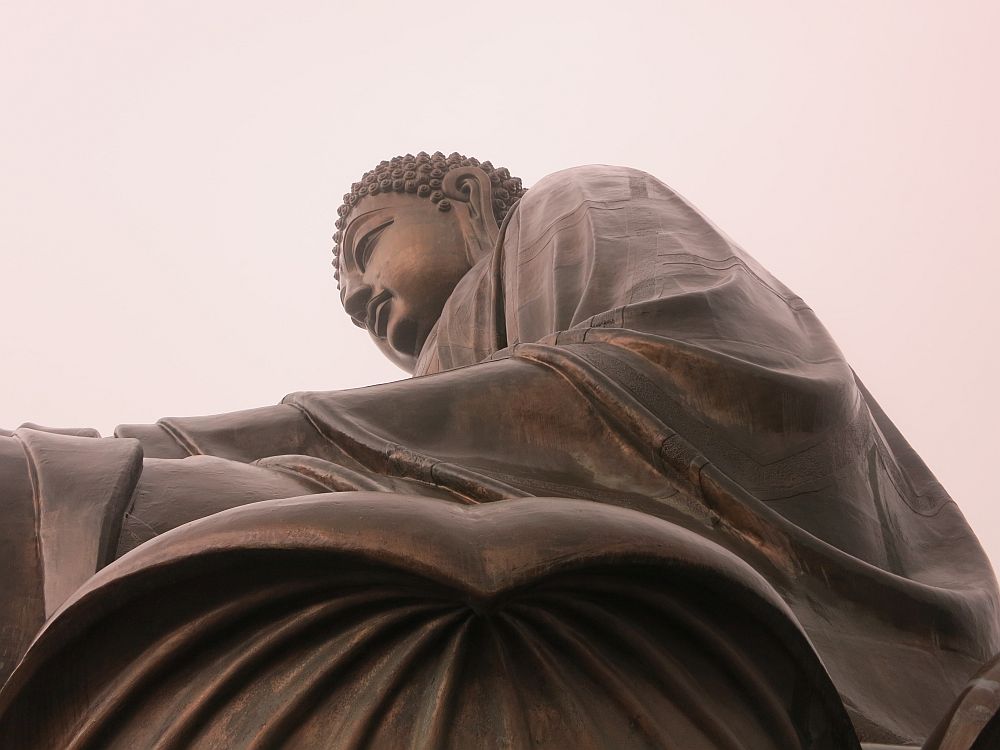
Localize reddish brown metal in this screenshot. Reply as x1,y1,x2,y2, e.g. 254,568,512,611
0,161,997,748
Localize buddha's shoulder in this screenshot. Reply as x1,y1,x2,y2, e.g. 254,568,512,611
518,164,675,218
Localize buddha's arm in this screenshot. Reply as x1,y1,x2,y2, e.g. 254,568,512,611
1,384,502,680
0,344,675,682
114,402,353,463
0,404,369,682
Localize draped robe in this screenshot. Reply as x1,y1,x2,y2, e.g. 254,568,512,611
0,166,996,747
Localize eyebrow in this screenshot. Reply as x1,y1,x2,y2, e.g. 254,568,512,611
352,218,394,271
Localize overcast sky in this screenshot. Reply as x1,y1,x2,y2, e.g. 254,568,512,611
2,1,998,569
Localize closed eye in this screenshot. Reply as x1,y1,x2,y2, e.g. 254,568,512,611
354,219,393,272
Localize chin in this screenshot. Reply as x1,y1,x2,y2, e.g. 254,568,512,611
388,349,417,373
377,316,422,372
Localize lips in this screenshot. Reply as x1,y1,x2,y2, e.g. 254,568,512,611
365,290,392,340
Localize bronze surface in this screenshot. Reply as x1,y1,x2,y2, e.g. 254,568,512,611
0,160,996,748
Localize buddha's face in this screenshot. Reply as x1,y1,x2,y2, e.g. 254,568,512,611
338,192,472,371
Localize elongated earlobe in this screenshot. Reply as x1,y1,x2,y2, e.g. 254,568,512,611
442,167,499,261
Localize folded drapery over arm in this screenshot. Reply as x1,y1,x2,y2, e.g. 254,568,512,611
0,428,141,684
115,403,356,464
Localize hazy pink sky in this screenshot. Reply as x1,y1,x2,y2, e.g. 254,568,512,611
2,2,998,568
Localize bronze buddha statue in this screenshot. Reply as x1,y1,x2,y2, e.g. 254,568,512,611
0,152,997,749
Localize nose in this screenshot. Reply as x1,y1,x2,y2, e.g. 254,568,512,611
342,283,374,327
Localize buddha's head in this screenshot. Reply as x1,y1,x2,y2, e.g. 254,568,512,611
334,152,525,371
